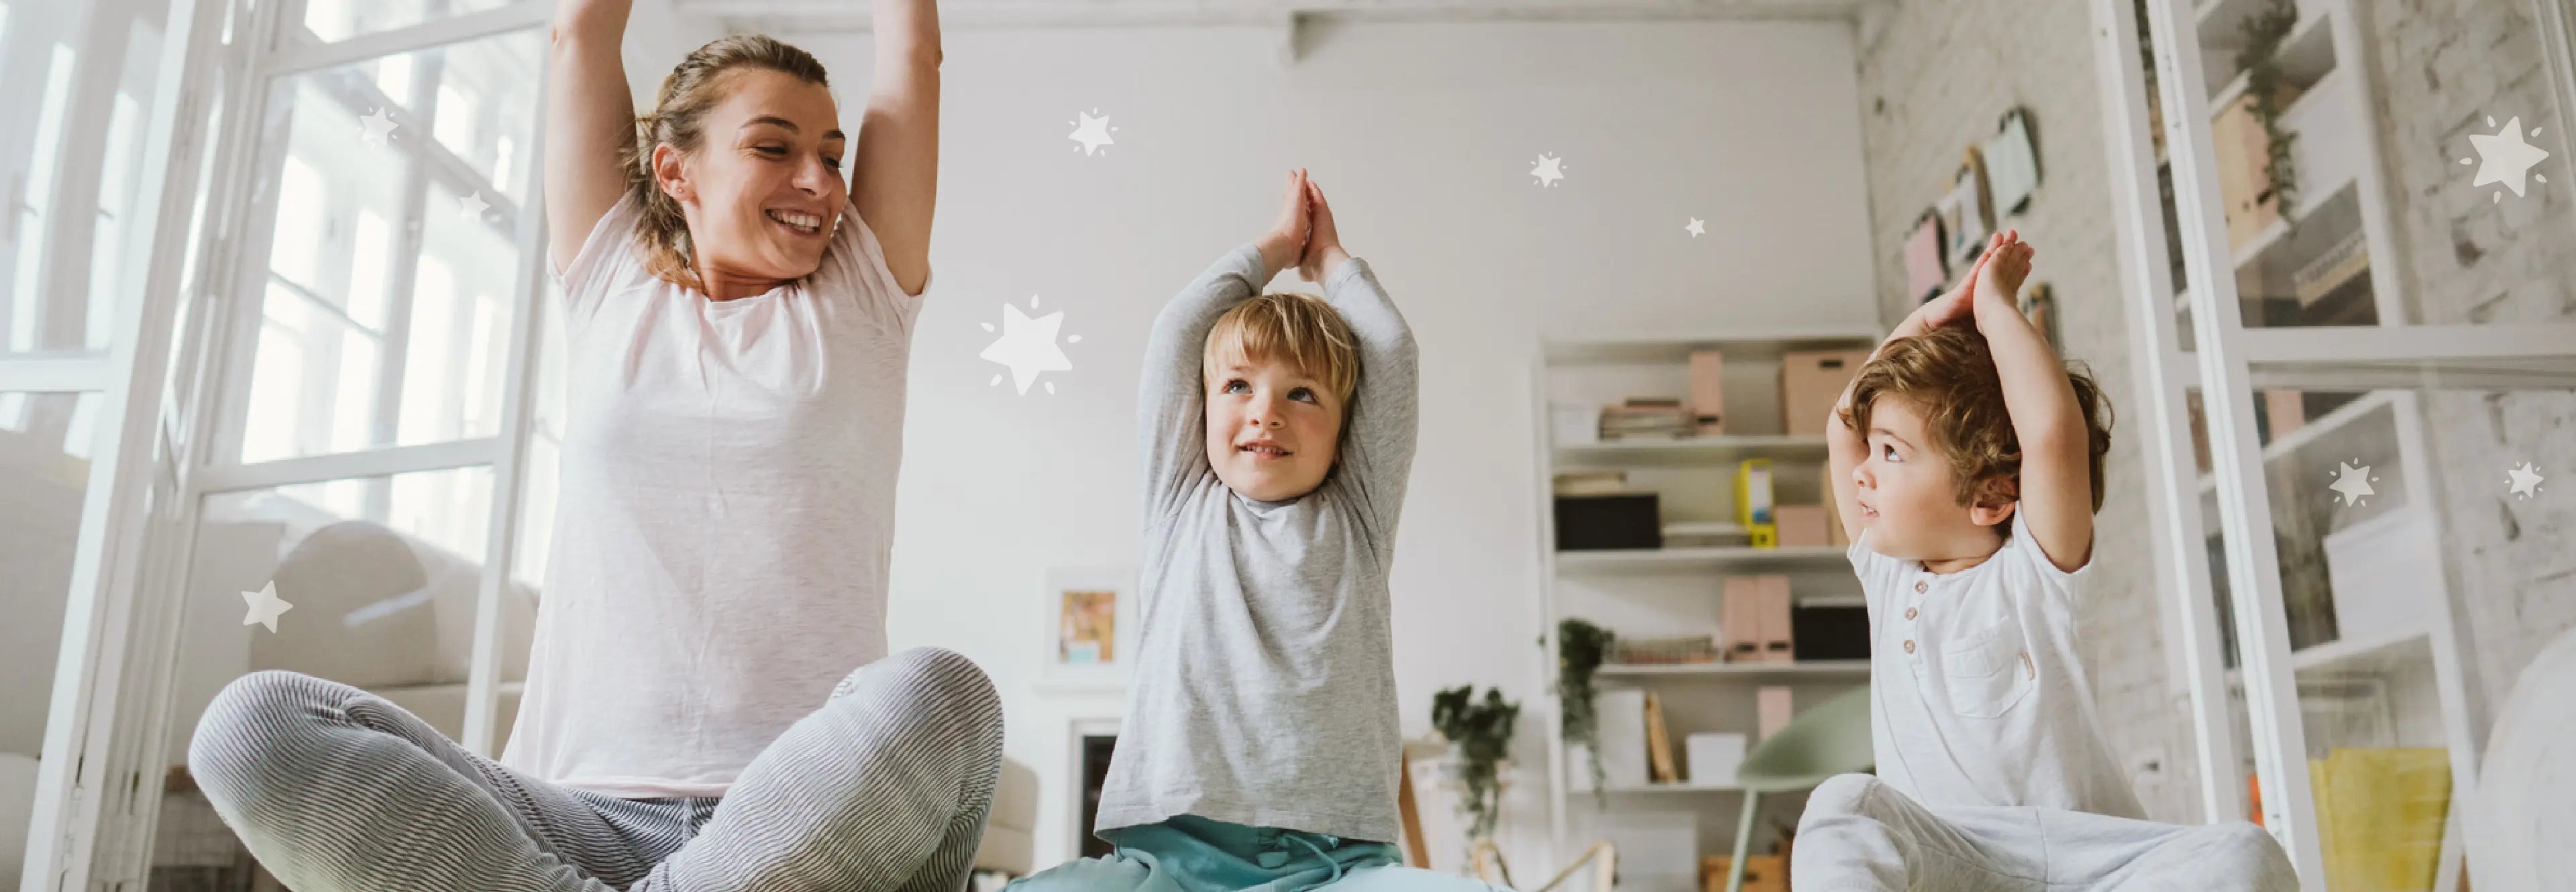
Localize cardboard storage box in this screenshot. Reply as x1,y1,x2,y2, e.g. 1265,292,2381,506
1781,349,1871,436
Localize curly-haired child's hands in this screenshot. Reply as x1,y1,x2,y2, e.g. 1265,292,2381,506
1256,168,1313,278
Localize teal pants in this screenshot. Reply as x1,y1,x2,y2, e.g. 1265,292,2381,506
1005,815,1508,892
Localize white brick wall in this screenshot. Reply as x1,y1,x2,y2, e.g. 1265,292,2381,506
1852,0,2576,824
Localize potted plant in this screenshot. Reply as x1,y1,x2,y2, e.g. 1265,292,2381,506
1430,685,1521,844
2237,0,2302,223
1554,618,1617,799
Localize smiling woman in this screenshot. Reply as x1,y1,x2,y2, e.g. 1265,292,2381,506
180,1,1013,891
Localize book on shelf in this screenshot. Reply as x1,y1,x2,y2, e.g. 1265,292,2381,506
1553,471,1630,496
1735,459,1777,548
1663,520,1751,549
1642,693,1680,783
1601,398,1695,439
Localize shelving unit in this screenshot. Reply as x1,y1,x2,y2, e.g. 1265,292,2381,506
2095,0,2561,887
1529,328,1880,858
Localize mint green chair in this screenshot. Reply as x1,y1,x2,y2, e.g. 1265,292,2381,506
1723,685,1874,892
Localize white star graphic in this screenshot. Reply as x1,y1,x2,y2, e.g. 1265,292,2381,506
979,295,1077,395
459,190,490,222
1531,153,1566,187
1685,217,1707,237
2460,115,2551,203
360,108,397,146
1069,109,1116,156
241,581,292,633
2328,459,2378,508
2507,461,2546,499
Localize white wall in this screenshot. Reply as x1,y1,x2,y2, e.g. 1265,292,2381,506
765,17,1880,869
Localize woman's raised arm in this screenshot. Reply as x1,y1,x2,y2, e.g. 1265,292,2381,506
545,0,640,275
847,0,941,296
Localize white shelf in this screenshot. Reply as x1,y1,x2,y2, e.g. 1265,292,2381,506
2226,626,2430,683
1597,660,1869,679
1556,545,1847,575
1554,434,1829,467
2196,390,2394,495
1541,328,1880,365
1595,783,1746,795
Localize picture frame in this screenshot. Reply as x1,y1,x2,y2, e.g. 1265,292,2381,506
1039,565,1140,691
1984,107,2041,216
1944,146,1995,268
2019,282,2060,347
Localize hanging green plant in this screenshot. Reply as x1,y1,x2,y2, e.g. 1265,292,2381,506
1431,685,1521,844
2237,0,2302,223
1555,618,1617,801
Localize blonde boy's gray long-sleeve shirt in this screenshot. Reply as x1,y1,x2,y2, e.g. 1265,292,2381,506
1093,243,1420,844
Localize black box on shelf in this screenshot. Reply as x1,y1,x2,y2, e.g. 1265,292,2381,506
1790,604,1871,661
1553,494,1662,551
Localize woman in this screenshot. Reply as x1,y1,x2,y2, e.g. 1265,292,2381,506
188,1,1004,889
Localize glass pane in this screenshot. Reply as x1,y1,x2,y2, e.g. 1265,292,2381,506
294,0,518,45
0,390,101,882
2192,0,2575,331
234,29,543,461
157,465,535,884
0,1,170,357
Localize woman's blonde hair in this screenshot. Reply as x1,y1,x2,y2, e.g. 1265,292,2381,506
623,34,831,291
1201,292,1361,409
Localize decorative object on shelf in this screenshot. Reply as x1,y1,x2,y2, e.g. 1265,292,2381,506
1773,504,1829,549
1686,732,1749,788
2320,507,2439,645
1755,686,1793,742
1735,459,1778,549
1983,107,2042,216
1553,471,1629,496
2235,0,2304,227
1643,693,1680,783
1600,398,1695,440
1430,685,1520,843
1780,349,1870,437
2018,282,2060,348
1556,618,1618,798
1040,565,1138,689
1790,601,1872,661
1943,147,1996,268
1617,634,1722,665
1723,577,1766,663
2292,226,2369,306
1554,493,1662,551
2310,747,2451,890
1904,207,1949,302
1701,854,1786,892
1689,350,1727,435
1589,687,1652,791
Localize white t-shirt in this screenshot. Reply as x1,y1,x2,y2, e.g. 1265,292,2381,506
1849,526,2147,819
499,194,926,798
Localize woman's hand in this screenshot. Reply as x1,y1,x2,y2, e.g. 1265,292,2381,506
1297,177,1350,283
1254,168,1312,278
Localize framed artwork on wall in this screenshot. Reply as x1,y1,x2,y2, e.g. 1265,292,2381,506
1040,565,1140,691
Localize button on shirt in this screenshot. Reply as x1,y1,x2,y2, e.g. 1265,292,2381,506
1849,526,2147,818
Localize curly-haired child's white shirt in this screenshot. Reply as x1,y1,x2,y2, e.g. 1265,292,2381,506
1850,525,2147,818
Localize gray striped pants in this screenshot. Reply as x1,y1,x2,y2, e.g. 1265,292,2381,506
187,647,1005,892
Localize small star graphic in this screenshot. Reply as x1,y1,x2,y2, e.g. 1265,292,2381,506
1069,109,1116,156
1684,217,1707,237
979,294,1076,395
1530,153,1566,187
2507,461,2545,499
359,109,397,146
459,190,490,222
241,581,292,633
2328,459,2378,508
2460,115,2551,203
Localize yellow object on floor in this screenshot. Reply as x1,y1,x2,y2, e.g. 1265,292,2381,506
2308,747,2451,892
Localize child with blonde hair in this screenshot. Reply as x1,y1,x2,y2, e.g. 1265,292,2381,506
1009,170,1498,892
